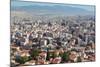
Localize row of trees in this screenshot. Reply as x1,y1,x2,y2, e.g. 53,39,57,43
15,48,82,64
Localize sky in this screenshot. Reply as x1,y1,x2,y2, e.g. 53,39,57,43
11,0,95,12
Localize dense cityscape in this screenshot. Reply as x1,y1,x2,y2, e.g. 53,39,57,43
11,1,95,67
11,15,95,66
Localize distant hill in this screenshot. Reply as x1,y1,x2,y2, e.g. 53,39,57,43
11,5,95,16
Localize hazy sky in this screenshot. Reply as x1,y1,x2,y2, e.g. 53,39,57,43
11,0,95,12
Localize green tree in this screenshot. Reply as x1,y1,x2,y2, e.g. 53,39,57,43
52,52,58,58
77,57,82,62
62,51,70,62
30,49,39,60
15,56,29,64
46,51,51,60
